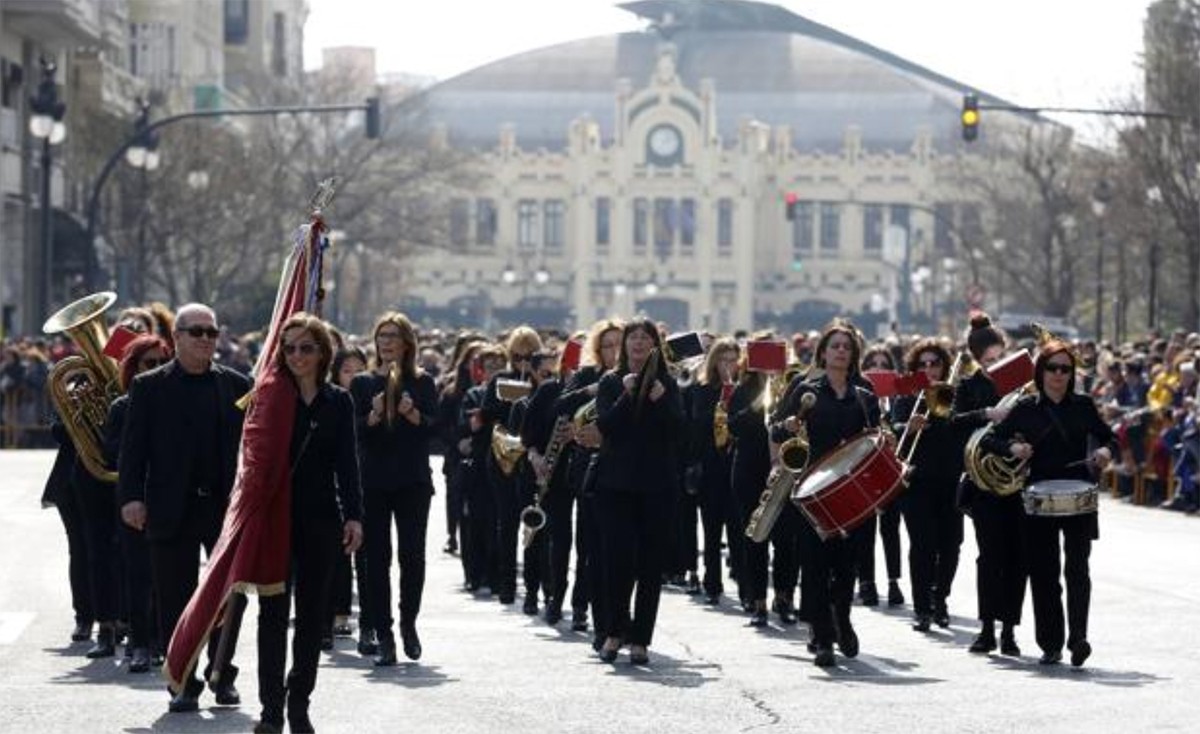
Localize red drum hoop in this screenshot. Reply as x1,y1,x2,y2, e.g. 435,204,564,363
790,431,906,540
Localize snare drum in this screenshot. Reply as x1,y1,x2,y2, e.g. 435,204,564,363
1022,480,1098,517
790,432,906,540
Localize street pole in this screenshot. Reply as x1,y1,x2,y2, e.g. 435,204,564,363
1095,228,1104,343
39,137,52,317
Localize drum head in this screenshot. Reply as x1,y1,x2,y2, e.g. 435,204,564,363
1027,480,1094,495
797,434,878,499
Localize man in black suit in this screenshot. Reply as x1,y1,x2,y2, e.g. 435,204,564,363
118,303,252,713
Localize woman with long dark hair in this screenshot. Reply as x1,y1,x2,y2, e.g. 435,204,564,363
594,318,684,665
856,345,905,608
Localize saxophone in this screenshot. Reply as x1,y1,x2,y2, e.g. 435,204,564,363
713,382,732,452
520,414,571,547
745,391,816,543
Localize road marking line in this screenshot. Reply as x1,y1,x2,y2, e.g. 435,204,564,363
0,612,35,644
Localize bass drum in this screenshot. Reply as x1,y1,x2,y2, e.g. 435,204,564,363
790,432,906,540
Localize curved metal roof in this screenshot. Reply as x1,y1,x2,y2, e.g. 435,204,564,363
416,0,1008,153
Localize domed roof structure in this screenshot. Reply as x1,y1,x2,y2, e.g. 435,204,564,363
419,0,1015,153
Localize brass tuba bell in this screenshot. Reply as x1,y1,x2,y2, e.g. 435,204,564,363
43,292,122,482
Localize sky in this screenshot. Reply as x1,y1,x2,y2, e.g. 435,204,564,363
302,0,1154,136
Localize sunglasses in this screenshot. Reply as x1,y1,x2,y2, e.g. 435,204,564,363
283,343,319,356
181,325,220,340
1044,363,1073,375
139,357,165,369
918,358,942,367
511,353,532,363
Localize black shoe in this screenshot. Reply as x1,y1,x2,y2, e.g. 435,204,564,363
544,603,563,625
705,592,721,606
168,679,204,713
443,536,458,554
969,631,997,653
86,625,116,659
813,645,836,667
375,638,397,666
523,594,539,616
253,718,284,734
211,681,240,706
1069,640,1092,668
933,605,950,628
749,609,768,628
571,610,589,632
1000,632,1021,657
685,573,702,595
288,708,315,734
629,646,649,665
71,621,93,643
129,647,151,673
858,582,879,607
401,625,422,661
320,634,334,651
1038,650,1062,665
771,597,798,625
598,638,620,663
357,629,379,657
887,580,905,607
498,592,516,605
912,614,932,632
836,624,859,658
591,635,604,653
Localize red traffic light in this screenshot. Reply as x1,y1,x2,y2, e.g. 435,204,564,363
785,192,799,221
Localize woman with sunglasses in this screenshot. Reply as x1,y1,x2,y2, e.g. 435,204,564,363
769,320,880,667
856,345,905,609
255,313,363,733
349,312,437,666
890,338,962,632
951,313,1023,656
593,318,684,665
982,338,1114,668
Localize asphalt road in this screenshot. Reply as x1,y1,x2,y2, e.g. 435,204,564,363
1,450,1197,733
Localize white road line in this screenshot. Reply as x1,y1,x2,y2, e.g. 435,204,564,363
0,612,35,644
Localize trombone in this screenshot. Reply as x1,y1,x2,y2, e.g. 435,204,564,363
895,352,970,464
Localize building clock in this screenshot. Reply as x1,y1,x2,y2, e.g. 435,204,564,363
646,124,682,165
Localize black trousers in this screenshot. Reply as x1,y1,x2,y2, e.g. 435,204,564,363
857,502,903,585
543,481,580,610
699,471,740,598
1023,513,1093,654
55,485,93,627
579,490,605,635
462,460,497,590
149,494,237,684
444,459,466,541
77,480,122,623
671,490,699,577
732,460,771,603
490,468,520,599
598,490,673,646
327,546,370,630
900,477,963,614
120,523,157,649
972,490,1026,625
257,514,340,717
801,521,864,647
771,504,804,602
365,487,432,641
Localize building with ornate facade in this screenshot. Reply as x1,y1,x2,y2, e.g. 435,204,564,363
392,0,1034,336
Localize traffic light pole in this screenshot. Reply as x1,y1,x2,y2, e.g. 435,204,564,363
82,98,379,293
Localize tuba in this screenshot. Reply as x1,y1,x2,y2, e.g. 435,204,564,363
490,424,527,476
43,292,122,482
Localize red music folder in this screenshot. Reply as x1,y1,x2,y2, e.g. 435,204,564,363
746,340,788,372
863,369,899,397
559,339,583,372
102,325,139,360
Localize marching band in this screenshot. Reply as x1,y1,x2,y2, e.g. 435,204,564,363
39,280,1128,730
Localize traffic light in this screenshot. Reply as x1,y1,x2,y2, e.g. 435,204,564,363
785,192,799,221
365,96,381,139
961,93,979,142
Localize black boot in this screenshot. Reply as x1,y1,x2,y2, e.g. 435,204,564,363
969,621,997,653
400,623,422,661
86,623,116,659
887,580,905,607
858,581,879,607
1000,625,1021,657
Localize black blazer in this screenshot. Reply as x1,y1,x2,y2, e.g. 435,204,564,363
350,370,438,493
291,383,363,525
117,360,252,542
594,367,684,494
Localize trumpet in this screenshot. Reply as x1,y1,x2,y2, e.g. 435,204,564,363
895,352,969,465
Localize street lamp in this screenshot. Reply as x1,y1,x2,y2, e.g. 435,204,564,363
1092,179,1113,342
502,263,517,285
29,57,66,316
125,99,160,171
534,265,550,286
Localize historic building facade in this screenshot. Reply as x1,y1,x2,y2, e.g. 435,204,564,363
393,1,1020,336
